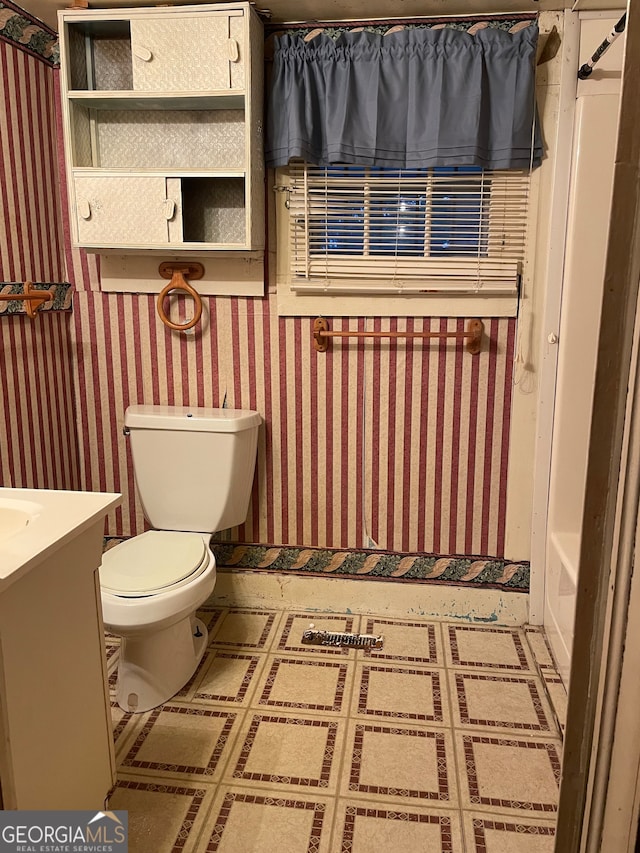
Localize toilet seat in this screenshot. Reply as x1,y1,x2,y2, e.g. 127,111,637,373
100,530,210,597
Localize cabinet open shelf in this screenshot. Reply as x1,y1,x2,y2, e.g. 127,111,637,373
69,103,246,170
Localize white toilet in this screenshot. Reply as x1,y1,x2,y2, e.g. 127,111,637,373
100,404,261,713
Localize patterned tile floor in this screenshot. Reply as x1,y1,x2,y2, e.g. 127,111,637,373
106,608,567,853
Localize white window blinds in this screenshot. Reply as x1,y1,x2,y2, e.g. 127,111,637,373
286,162,530,296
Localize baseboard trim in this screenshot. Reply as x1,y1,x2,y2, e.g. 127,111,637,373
209,569,529,625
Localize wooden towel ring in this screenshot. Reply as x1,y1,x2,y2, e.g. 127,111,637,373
157,262,204,332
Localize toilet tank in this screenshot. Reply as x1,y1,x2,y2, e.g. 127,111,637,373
124,405,261,533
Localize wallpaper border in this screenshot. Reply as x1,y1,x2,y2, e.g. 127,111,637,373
0,0,58,65
105,538,530,591
0,282,72,314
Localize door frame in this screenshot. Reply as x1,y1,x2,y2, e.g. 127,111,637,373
555,1,640,848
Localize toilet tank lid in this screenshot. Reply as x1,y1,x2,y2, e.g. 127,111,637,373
125,405,262,433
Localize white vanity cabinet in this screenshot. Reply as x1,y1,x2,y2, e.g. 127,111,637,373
0,489,121,809
58,3,264,253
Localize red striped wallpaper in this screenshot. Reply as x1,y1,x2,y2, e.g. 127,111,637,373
0,41,65,283
65,288,515,557
0,42,77,492
0,310,79,491
1,53,517,559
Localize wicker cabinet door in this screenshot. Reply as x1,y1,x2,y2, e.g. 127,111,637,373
74,176,171,246
130,13,243,92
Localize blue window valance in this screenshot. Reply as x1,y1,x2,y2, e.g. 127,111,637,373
266,24,543,171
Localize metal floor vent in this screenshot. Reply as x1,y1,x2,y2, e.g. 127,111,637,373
301,627,384,650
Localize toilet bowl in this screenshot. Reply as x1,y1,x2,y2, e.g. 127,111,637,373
101,405,261,713
101,531,216,713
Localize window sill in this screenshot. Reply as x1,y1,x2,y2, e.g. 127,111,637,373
276,282,519,318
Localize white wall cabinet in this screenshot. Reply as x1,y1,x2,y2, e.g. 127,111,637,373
58,3,264,253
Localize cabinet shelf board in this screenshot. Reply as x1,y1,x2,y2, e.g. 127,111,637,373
60,5,247,25
77,243,253,252
67,91,245,110
71,168,247,178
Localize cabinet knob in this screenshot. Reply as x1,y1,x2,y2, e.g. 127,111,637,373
78,200,91,220
133,45,153,62
164,199,176,220
228,39,239,61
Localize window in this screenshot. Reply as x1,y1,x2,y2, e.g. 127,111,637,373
276,162,532,317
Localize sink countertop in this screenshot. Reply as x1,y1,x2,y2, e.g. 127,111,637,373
0,487,121,592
